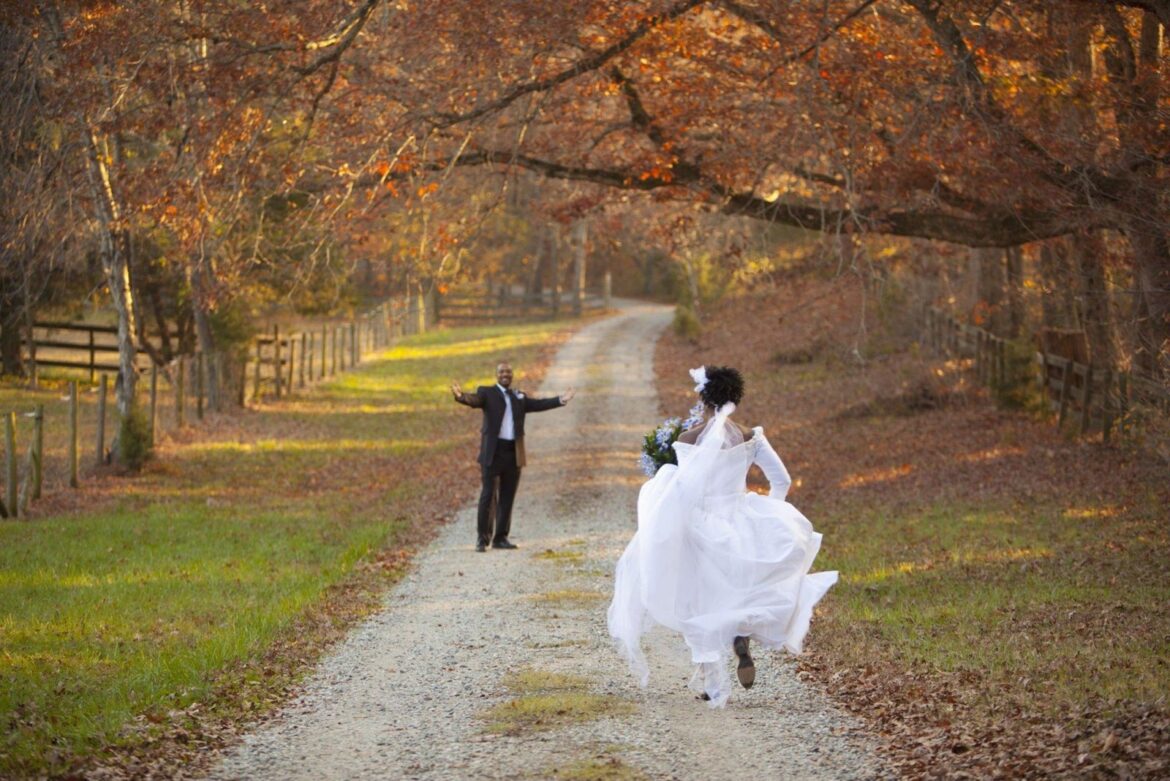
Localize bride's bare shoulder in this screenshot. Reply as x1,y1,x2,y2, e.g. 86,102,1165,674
677,421,755,445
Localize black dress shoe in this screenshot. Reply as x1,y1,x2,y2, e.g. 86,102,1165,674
733,635,755,689
475,541,487,552
491,539,518,549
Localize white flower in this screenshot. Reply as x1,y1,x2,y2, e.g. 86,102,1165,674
689,366,708,394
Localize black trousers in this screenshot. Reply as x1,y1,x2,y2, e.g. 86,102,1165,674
478,440,520,544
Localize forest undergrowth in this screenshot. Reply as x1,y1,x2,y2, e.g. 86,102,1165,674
655,272,1169,780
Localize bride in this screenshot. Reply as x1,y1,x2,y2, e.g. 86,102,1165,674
608,365,837,707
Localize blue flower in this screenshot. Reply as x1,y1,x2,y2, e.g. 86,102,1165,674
639,452,657,476
639,410,694,475
682,401,705,431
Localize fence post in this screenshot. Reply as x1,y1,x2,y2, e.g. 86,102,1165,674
1057,360,1072,428
1079,363,1093,436
236,354,246,407
300,333,307,388
96,373,108,465
976,331,984,383
273,326,282,400
32,404,43,500
176,357,186,428
307,331,315,384
88,329,96,384
196,352,205,421
332,326,339,375
252,339,262,401
1101,369,1115,442
997,339,1006,388
150,364,159,445
69,380,79,488
286,335,296,393
5,412,16,516
351,321,358,366
1118,373,1129,434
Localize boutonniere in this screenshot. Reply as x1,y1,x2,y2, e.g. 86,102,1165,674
515,391,526,399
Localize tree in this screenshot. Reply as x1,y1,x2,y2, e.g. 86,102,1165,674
351,0,1166,372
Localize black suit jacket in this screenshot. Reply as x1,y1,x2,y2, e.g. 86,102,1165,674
456,385,562,467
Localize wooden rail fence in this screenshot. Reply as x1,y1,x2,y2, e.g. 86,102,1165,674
436,278,610,324
2,294,434,519
925,308,1170,441
21,321,175,382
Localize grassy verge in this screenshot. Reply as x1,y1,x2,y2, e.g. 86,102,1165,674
0,319,578,778
653,279,1169,777
818,498,1168,711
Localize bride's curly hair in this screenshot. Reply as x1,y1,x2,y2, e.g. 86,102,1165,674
700,366,745,408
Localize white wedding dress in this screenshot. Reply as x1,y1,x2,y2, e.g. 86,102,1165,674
608,403,838,707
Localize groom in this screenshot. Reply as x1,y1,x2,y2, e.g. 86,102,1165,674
451,362,575,552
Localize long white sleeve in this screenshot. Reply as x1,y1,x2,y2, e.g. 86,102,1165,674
754,434,792,500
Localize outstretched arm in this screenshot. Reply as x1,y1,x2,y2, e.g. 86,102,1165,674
521,386,575,412
754,435,792,500
451,381,484,408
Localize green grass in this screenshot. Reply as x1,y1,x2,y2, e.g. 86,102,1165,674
0,319,577,776
529,589,609,607
1,502,392,766
818,498,1170,712
480,666,634,735
545,753,649,781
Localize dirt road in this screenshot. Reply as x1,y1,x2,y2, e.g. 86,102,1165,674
207,300,884,780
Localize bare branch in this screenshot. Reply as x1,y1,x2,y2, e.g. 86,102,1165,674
431,0,708,128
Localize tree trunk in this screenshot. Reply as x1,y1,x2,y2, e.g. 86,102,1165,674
1004,246,1024,338
972,246,1007,334
1071,231,1120,369
1037,239,1080,330
549,226,561,316
1129,222,1170,378
189,255,222,411
571,219,587,316
83,127,139,418
0,307,23,377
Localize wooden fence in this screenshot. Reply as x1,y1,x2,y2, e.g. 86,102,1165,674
22,321,170,382
242,294,433,403
437,276,611,324
924,308,1010,389
2,293,434,519
925,308,1170,441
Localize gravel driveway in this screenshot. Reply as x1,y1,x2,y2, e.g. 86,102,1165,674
207,300,886,780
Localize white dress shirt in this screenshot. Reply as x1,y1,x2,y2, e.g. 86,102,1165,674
496,383,515,440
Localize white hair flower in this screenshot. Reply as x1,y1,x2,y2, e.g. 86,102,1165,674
689,366,708,394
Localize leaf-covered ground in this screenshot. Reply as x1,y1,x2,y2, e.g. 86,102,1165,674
654,273,1169,779
0,320,577,779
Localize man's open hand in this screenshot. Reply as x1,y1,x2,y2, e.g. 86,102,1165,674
450,381,463,399
560,387,576,404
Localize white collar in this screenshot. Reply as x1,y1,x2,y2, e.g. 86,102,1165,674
496,383,510,395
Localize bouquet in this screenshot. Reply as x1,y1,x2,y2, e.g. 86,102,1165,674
639,402,705,476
